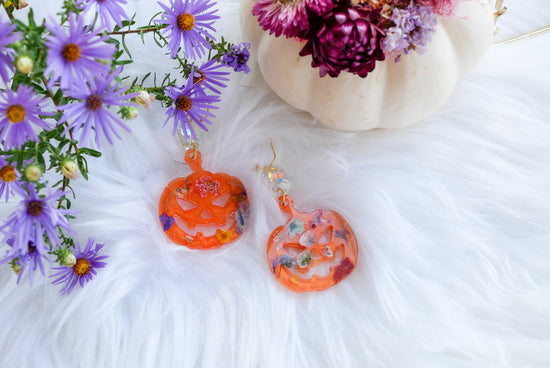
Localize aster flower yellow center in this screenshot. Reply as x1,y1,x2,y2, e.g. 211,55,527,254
73,258,91,276
6,105,25,124
193,71,206,85
0,165,16,183
62,43,81,62
87,94,103,111
27,200,44,217
177,13,195,31
175,96,192,111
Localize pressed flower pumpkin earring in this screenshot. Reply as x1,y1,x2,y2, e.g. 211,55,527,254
258,144,358,292
158,131,250,250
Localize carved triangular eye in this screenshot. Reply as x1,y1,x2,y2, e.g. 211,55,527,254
201,209,212,219
212,193,230,207
317,226,333,245
176,198,198,210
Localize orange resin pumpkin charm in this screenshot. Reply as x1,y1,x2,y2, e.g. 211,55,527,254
159,149,250,249
267,196,358,292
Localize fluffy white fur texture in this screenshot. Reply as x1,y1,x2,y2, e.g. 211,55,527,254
1,1,550,367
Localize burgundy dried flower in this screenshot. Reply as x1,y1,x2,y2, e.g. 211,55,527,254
299,4,386,78
252,0,334,38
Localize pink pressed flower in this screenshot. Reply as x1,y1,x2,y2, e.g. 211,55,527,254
252,0,334,39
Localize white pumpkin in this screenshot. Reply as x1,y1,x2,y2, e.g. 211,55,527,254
240,0,496,131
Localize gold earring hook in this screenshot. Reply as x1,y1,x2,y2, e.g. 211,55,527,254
255,141,277,174
276,187,286,203
191,141,197,159
267,142,276,172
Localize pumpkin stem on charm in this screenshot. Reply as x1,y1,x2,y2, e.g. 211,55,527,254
278,194,298,217
184,147,203,172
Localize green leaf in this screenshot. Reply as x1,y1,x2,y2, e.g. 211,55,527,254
78,148,102,158
121,33,132,58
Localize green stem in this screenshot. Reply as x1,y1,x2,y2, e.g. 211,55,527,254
108,24,166,36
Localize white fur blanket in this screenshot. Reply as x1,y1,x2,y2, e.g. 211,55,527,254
1,1,549,367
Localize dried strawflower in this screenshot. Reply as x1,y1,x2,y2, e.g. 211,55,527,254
300,5,386,78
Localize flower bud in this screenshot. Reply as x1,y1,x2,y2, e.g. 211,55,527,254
15,0,28,9
135,91,155,109
16,55,33,75
12,263,21,275
61,160,80,180
61,252,76,267
121,106,138,120
24,165,41,182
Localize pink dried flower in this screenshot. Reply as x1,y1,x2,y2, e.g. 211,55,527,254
415,0,465,17
252,0,334,39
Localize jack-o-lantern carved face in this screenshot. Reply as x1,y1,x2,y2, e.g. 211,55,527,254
159,149,250,249
267,196,358,292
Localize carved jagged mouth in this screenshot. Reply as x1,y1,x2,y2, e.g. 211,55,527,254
173,216,236,237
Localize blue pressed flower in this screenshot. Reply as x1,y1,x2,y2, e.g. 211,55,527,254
234,201,249,235
156,0,219,59
51,238,108,295
0,20,21,83
44,14,115,90
0,156,22,202
58,67,139,148
221,42,251,74
0,239,48,286
75,0,130,30
0,183,73,253
192,59,229,95
164,70,220,139
0,84,54,149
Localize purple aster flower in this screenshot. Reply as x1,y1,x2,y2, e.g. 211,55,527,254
155,0,219,59
0,156,22,202
164,70,220,139
0,183,73,253
192,59,229,95
0,84,54,149
75,0,130,30
382,2,437,62
299,5,386,78
252,0,333,38
51,238,108,295
0,20,21,83
159,212,174,231
57,67,139,148
221,42,251,74
0,239,48,286
44,14,115,90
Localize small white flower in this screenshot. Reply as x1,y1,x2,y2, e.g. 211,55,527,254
61,252,77,267
61,160,80,180
135,90,155,109
16,56,33,75
24,165,41,181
